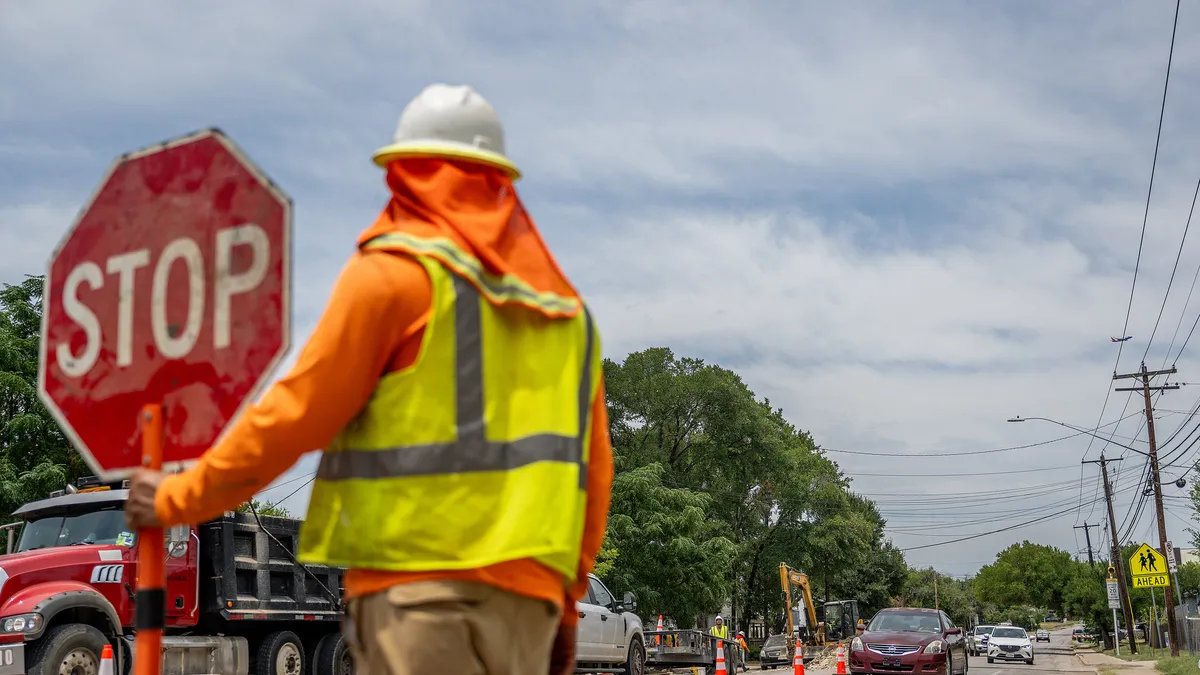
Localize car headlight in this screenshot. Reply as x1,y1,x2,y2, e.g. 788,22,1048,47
2,613,42,634
925,640,945,654
851,637,863,651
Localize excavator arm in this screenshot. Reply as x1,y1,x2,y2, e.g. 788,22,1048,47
779,563,824,648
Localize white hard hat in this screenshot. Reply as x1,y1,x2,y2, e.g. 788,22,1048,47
373,83,520,179
716,615,723,621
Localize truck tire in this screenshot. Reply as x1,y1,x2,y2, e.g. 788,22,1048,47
623,636,645,675
257,630,305,675
26,623,109,675
309,632,355,675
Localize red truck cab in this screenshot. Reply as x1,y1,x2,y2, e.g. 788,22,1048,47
0,477,353,675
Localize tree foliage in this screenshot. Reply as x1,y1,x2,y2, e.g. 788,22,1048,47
0,276,90,516
237,499,291,518
603,348,907,629
974,541,1073,616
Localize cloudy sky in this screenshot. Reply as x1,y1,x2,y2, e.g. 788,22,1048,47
6,0,1200,576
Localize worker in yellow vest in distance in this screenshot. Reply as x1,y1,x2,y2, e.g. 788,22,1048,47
710,615,730,640
124,83,615,675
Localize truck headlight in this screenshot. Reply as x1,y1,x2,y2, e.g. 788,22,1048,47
925,640,945,654
2,613,41,634
851,637,863,651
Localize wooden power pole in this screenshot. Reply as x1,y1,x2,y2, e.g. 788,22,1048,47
1074,523,1098,568
1115,363,1181,656
1085,454,1136,654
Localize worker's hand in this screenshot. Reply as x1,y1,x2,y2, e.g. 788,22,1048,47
125,469,165,529
547,619,576,675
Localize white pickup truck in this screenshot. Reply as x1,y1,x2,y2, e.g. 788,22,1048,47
576,573,646,674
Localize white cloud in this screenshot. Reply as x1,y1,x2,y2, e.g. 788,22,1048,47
3,0,1200,574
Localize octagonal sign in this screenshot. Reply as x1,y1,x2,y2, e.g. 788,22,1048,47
37,129,292,478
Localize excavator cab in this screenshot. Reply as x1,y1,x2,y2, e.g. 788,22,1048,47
822,600,860,643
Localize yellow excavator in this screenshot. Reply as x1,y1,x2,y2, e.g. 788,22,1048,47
779,563,861,649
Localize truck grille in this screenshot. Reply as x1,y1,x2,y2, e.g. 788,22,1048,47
867,644,920,656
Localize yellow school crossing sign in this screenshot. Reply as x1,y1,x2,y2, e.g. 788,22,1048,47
1129,543,1170,588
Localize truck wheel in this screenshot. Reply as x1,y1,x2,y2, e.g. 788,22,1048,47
623,637,645,675
26,623,109,675
309,632,355,675
257,630,304,675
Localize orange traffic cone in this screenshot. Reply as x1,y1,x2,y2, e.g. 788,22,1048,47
835,644,847,675
793,641,805,675
715,639,727,674
99,644,114,675
657,615,664,645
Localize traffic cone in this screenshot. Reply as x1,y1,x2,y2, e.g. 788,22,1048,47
657,615,664,645
835,643,847,675
793,641,805,675
715,639,727,674
99,644,114,675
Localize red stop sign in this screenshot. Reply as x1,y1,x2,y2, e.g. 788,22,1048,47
37,129,292,478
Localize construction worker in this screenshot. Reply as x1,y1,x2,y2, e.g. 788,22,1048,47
124,83,614,675
735,631,750,672
710,615,730,640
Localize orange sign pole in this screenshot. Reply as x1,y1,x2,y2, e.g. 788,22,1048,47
134,404,164,675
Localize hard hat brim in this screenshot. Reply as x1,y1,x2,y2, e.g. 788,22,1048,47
373,140,521,180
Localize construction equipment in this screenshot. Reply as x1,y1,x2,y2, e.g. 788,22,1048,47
780,563,861,648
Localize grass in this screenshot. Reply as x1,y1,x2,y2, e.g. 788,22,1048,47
1155,656,1200,675
1097,647,1158,662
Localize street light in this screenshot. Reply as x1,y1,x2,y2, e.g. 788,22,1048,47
1006,415,1148,457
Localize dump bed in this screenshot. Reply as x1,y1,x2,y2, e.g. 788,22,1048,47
198,511,344,621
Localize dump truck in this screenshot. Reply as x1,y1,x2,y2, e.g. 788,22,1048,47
0,476,350,675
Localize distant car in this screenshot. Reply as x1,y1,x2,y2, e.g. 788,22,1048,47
848,607,968,674
758,634,790,670
1072,627,1085,642
1035,629,1050,643
988,626,1034,665
969,625,995,656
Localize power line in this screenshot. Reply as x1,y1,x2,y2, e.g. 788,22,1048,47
1122,0,1181,367
825,414,1140,457
846,464,1077,478
1142,175,1200,362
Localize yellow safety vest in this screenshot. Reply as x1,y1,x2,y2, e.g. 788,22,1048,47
297,232,602,581
710,625,729,640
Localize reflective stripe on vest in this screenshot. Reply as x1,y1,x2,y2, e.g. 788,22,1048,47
314,273,593,488
362,231,582,317
297,254,599,578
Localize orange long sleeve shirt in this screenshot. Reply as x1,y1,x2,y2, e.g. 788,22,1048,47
154,248,614,625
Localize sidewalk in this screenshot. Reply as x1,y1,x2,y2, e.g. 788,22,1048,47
1074,649,1158,671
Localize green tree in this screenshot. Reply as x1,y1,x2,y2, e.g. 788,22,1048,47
237,499,291,518
1063,561,1112,635
1176,561,1200,598
897,568,977,626
0,276,89,516
603,463,736,624
603,348,907,631
974,542,1073,616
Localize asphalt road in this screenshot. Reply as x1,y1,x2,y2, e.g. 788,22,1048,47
754,628,1094,675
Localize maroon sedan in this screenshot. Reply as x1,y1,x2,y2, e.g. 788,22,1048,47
848,607,968,675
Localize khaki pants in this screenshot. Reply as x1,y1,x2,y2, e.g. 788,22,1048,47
343,580,562,675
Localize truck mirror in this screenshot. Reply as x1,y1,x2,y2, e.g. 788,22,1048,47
622,591,637,613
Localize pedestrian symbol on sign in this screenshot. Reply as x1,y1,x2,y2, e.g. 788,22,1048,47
1129,543,1169,588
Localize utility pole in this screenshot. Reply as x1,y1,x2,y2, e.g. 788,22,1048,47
1074,523,1098,568
1085,454,1136,654
1115,362,1181,656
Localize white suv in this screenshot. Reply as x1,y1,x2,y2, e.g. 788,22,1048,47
576,573,646,674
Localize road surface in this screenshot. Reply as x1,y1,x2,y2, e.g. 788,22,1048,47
756,628,1094,675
